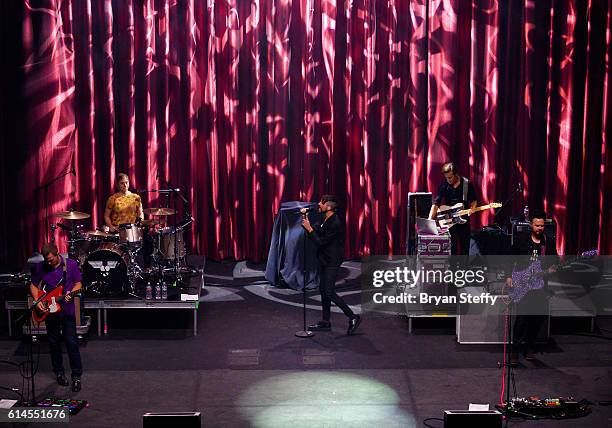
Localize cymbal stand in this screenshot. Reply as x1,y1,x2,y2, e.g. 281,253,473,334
33,168,74,243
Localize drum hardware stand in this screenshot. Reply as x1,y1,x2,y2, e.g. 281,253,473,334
125,244,144,299
157,186,191,288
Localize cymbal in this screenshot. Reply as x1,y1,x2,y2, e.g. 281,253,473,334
140,219,160,226
87,230,112,237
144,207,176,216
54,210,91,220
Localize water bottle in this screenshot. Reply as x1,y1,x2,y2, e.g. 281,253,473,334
145,282,152,300
155,283,162,300
162,284,168,300
523,205,529,222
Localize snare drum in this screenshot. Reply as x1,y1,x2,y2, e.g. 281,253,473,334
157,227,186,260
119,223,143,245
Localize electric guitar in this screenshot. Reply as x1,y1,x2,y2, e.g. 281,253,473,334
436,202,502,228
507,249,598,303
32,287,81,322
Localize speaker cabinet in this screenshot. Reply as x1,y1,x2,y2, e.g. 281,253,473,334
143,412,201,428
457,287,549,344
511,219,556,247
444,410,502,428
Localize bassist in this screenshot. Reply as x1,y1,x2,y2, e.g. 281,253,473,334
506,209,558,364
429,162,478,255
29,242,83,392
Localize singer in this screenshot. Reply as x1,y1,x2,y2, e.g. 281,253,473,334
301,195,361,335
104,173,144,232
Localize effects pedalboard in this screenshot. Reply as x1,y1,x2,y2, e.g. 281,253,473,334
497,396,591,419
37,397,88,415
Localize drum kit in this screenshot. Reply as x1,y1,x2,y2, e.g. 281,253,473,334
51,207,192,298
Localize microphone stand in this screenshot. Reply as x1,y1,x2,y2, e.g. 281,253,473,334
14,291,51,405
33,168,74,242
493,183,523,226
295,208,314,338
496,302,519,419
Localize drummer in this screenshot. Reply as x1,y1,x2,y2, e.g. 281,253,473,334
104,173,144,232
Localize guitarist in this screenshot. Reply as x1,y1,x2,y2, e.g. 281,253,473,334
506,209,558,364
428,162,477,255
29,242,83,392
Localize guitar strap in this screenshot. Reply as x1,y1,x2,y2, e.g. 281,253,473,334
39,254,67,292
462,177,469,206
60,254,67,288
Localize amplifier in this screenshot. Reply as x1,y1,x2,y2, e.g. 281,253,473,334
444,410,502,427
417,233,451,256
511,219,556,247
143,412,201,427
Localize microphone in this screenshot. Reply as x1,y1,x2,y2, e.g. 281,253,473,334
299,207,312,215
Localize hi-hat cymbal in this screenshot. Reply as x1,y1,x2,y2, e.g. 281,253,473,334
54,210,91,220
87,230,111,237
144,207,176,216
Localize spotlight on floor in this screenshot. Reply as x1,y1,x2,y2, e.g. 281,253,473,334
237,371,416,427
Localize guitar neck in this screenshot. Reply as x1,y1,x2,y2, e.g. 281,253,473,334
57,290,80,303
457,204,493,217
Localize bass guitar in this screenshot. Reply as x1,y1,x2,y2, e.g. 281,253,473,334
508,249,598,303
436,202,502,229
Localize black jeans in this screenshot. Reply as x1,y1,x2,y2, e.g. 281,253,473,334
319,266,354,322
450,222,471,255
45,315,83,378
513,314,546,354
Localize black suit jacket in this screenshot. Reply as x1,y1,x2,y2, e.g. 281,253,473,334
306,212,345,267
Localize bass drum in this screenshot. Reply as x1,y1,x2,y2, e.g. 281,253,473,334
83,243,129,296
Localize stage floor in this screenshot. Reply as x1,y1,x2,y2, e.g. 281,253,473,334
0,259,611,427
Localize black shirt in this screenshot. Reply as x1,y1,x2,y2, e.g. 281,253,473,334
509,233,559,275
306,212,345,267
433,177,477,208
511,233,558,257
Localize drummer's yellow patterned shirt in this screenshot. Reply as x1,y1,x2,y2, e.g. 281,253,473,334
106,192,141,226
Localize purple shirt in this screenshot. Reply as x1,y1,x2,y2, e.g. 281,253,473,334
31,257,82,316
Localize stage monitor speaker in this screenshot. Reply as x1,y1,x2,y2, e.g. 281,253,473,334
457,287,550,344
444,410,502,428
406,192,432,255
143,412,201,428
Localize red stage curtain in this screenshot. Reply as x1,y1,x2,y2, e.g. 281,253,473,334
1,0,610,267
